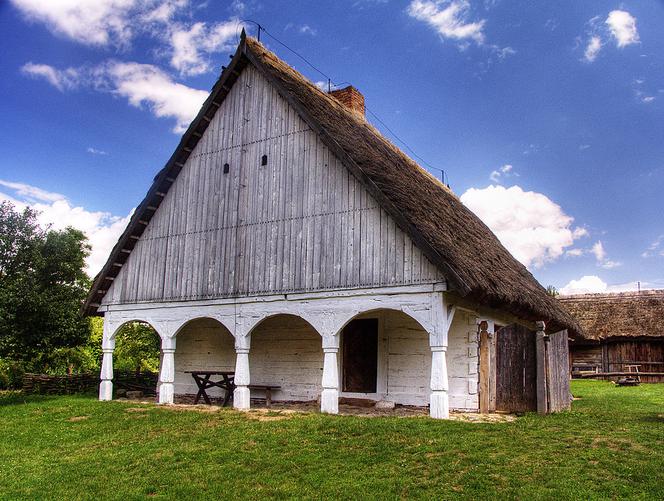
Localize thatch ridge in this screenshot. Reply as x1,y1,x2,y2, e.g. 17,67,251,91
559,290,664,341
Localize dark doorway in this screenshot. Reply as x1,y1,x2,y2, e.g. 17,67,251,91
342,319,378,393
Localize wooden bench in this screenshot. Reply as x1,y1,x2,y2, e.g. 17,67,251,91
248,384,281,408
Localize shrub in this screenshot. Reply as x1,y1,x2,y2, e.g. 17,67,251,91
0,359,25,390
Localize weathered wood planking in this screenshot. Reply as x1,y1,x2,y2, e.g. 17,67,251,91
495,324,537,413
545,329,571,412
103,65,442,305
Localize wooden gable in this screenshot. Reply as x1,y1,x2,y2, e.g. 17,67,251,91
102,64,443,305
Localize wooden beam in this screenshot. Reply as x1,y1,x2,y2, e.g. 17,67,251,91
478,321,490,414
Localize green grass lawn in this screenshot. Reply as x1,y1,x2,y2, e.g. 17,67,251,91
0,381,662,500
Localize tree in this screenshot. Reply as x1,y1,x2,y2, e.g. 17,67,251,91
0,201,91,366
114,322,160,374
546,285,560,298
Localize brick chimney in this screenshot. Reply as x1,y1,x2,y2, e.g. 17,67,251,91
329,85,365,116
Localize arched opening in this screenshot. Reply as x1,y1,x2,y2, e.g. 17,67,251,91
339,309,431,407
249,314,323,406
111,321,161,400
173,317,235,404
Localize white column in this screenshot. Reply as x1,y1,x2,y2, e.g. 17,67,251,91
320,335,340,414
234,335,251,410
158,336,176,404
99,337,115,401
430,345,449,419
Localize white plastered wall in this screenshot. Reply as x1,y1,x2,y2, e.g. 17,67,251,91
447,310,479,411
174,318,235,397
250,315,324,402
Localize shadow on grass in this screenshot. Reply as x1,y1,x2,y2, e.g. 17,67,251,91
0,390,98,406
640,413,664,424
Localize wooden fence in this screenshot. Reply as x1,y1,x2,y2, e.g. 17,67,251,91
22,371,158,395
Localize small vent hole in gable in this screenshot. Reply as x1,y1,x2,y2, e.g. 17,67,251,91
223,163,230,174
261,154,268,166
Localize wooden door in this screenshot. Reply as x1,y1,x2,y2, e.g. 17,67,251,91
546,330,571,412
495,324,537,412
342,319,378,393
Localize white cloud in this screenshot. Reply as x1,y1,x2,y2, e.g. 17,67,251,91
170,19,239,76
460,185,587,268
606,10,639,48
102,61,208,132
489,163,518,183
0,180,65,203
591,241,621,268
141,0,188,25
299,24,317,36
21,61,208,134
642,235,664,258
87,147,108,156
580,10,639,63
591,240,605,261
9,0,145,48
407,0,485,44
0,179,131,276
21,62,80,91
560,275,651,295
560,275,608,295
584,35,602,62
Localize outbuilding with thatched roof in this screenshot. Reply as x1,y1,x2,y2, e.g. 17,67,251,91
560,290,664,382
86,32,575,418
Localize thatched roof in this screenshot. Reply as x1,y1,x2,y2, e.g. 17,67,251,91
84,33,580,334
559,290,664,341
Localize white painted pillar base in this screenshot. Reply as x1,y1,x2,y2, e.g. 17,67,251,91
99,379,113,401
321,338,340,414
159,382,174,404
320,388,339,414
158,337,176,405
234,346,251,410
99,346,114,401
430,391,449,419
430,346,449,419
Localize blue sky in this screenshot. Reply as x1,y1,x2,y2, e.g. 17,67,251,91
0,0,662,294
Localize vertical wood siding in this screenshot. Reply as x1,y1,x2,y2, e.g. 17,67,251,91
104,65,442,305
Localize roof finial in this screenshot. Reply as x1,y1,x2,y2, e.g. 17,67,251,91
240,27,247,40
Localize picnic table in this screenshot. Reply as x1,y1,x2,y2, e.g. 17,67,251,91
185,371,235,406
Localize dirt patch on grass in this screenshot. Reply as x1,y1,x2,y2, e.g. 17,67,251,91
125,407,150,413
245,409,305,421
67,416,89,422
154,401,515,423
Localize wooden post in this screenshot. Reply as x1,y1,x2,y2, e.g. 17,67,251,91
478,320,496,414
478,321,490,414
535,321,548,415
234,335,251,410
489,329,497,412
158,336,176,404
320,335,340,414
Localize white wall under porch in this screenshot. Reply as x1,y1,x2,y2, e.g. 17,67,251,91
98,283,466,418
173,318,235,399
